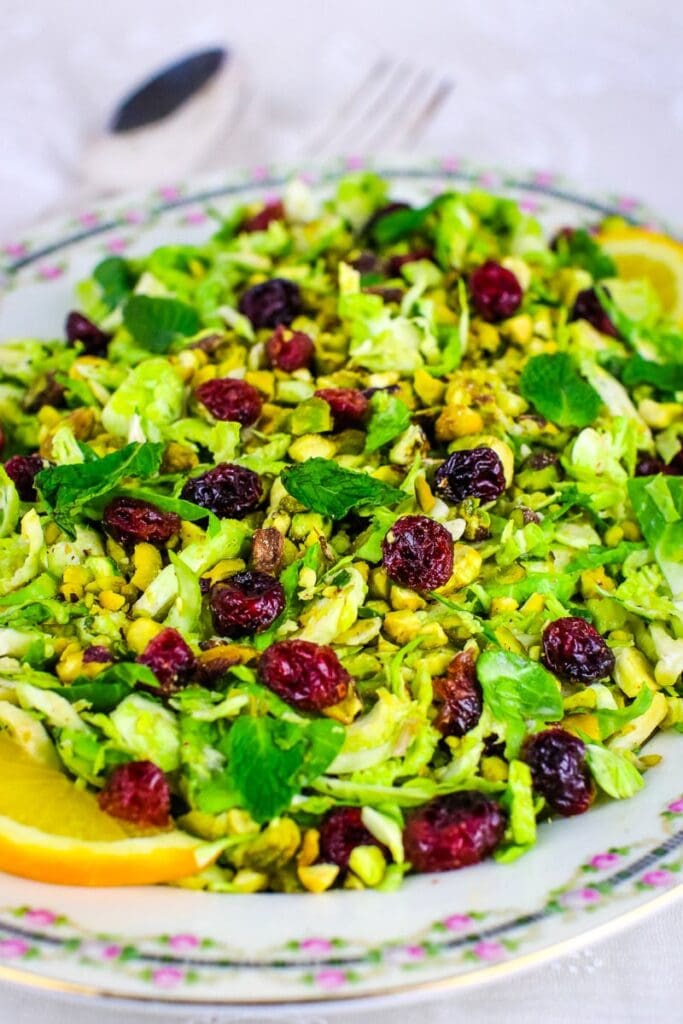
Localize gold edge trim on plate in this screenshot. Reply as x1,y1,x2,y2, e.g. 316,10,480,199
0,883,680,1010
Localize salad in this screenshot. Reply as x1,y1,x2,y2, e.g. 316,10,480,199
0,172,681,894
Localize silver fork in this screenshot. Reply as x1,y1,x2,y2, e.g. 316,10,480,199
299,56,453,159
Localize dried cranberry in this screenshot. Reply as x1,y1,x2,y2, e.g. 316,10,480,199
433,649,483,738
387,248,434,275
542,616,615,683
137,627,196,693
265,325,315,372
570,288,618,337
4,454,45,502
102,497,180,549
404,792,506,873
258,638,350,711
635,449,683,477
242,200,284,233
635,453,666,476
364,201,411,238
435,447,506,505
523,728,594,816
209,570,285,638
82,645,112,664
238,278,302,329
319,807,384,870
195,378,263,426
314,388,369,430
382,515,454,591
181,463,262,519
469,261,523,321
65,311,111,355
98,761,171,828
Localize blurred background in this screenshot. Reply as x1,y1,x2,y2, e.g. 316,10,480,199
1,0,682,238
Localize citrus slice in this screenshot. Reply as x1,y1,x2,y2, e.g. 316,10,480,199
597,225,683,325
0,733,223,886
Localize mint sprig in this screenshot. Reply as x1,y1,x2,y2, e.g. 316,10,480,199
554,228,616,280
36,442,164,536
519,353,602,428
123,295,200,353
226,713,344,823
93,256,134,310
281,458,404,519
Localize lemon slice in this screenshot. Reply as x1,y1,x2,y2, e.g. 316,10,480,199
598,225,683,325
0,733,222,886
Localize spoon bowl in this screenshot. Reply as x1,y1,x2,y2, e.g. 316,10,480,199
80,46,245,194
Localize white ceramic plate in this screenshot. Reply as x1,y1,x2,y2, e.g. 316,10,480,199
0,159,681,1014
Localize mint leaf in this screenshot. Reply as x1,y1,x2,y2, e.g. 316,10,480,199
77,442,99,462
615,355,683,393
364,392,411,452
585,744,644,799
226,714,344,823
519,353,602,428
56,679,130,710
477,649,564,723
123,295,200,353
281,458,404,519
369,199,439,245
93,256,134,310
554,228,616,280
36,442,163,535
596,287,683,365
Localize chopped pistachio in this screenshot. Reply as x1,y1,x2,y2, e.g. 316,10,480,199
348,845,386,887
298,863,339,893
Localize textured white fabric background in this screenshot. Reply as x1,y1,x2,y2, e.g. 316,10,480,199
0,0,682,1019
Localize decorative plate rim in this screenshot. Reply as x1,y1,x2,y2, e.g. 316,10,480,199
0,156,681,1012
0,883,680,1014
1,154,678,279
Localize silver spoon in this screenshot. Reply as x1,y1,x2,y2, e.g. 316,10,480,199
76,46,245,198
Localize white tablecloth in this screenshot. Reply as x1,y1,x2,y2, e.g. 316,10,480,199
1,0,682,1019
